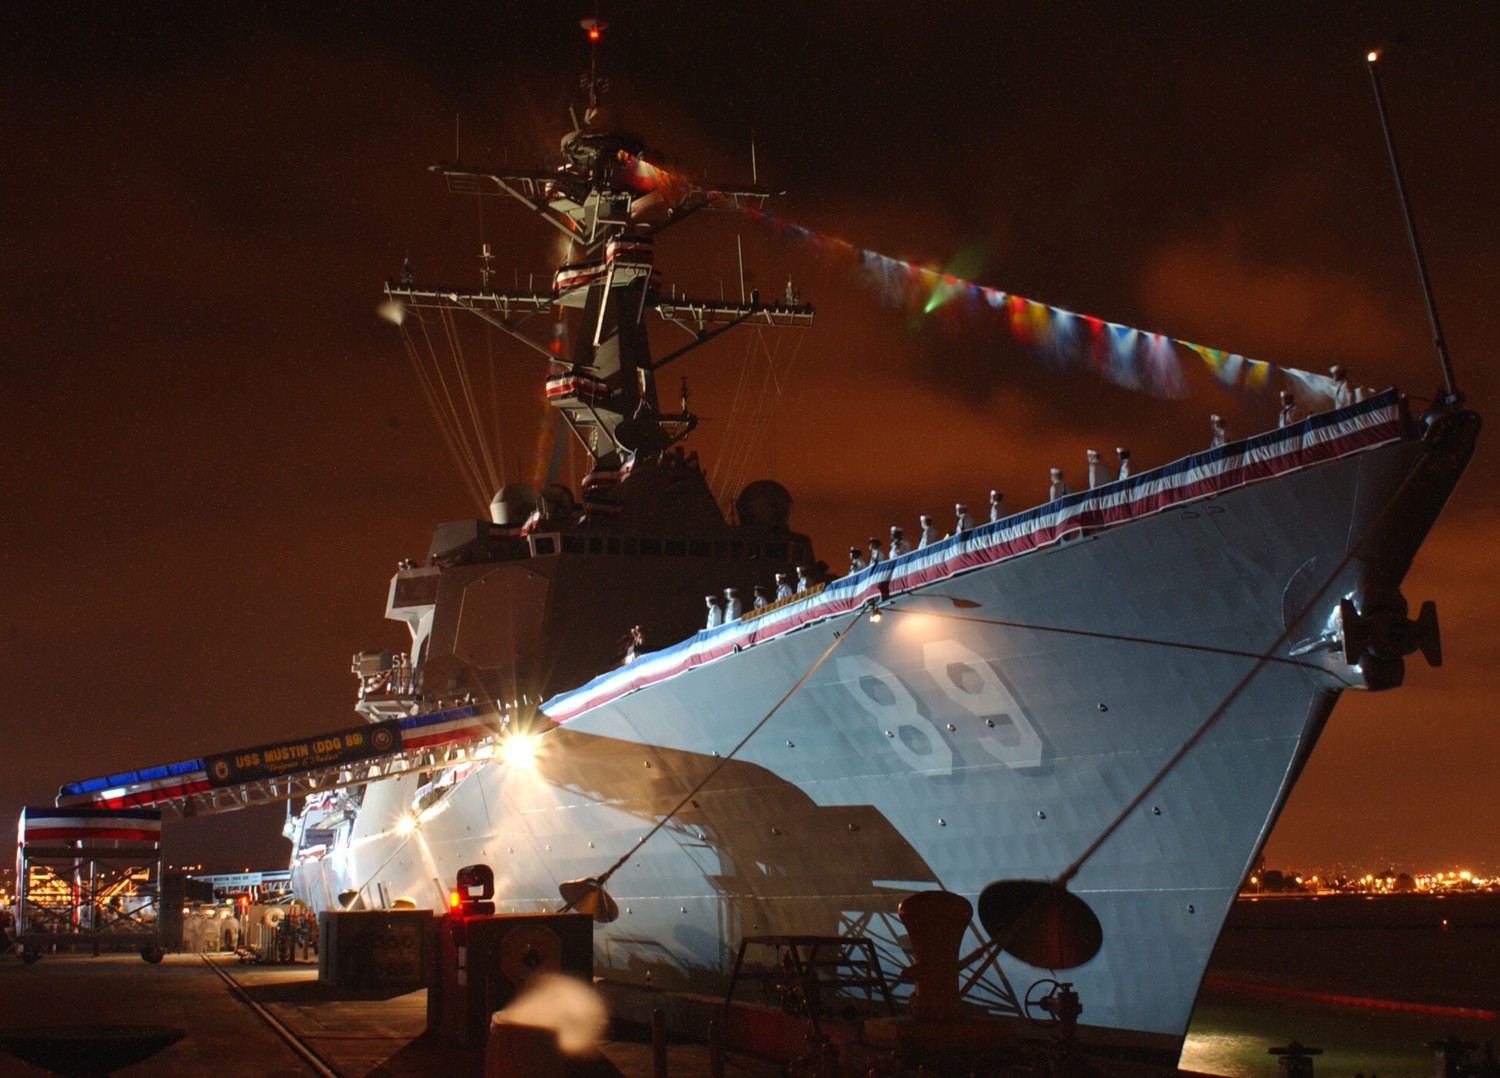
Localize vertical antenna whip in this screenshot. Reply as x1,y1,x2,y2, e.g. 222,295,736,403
1365,50,1460,405
581,18,607,112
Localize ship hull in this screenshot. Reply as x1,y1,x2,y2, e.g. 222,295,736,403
293,399,1477,1063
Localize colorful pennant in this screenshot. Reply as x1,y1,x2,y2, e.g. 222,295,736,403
621,151,1333,402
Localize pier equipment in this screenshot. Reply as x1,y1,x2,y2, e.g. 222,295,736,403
13,807,170,963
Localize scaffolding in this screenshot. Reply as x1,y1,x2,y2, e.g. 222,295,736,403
14,807,167,963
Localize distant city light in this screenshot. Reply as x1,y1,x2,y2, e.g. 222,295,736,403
1242,865,1495,896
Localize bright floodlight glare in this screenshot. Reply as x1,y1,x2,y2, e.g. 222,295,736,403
377,299,406,325
395,814,418,835
1367,50,1379,63
501,732,539,770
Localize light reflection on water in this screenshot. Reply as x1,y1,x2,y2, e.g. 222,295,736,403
1181,978,1497,1077
1179,902,1500,1076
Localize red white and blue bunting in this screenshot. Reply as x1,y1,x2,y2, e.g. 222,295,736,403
543,390,1404,724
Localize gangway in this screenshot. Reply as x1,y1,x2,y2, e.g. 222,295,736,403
14,807,168,963
53,704,500,816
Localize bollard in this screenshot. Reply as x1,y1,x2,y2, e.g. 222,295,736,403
652,1007,668,1078
707,1017,724,1078
1268,1040,1322,1078
1426,1034,1479,1078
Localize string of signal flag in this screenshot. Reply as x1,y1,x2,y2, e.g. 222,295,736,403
623,151,1341,403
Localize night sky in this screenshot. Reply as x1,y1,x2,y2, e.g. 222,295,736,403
5,4,1496,876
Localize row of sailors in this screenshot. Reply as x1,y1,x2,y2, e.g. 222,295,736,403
842,372,1347,574
1217,366,1358,448
707,367,1362,625
705,567,813,627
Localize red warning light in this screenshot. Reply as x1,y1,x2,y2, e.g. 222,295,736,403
448,890,461,910
589,26,600,41
581,18,606,42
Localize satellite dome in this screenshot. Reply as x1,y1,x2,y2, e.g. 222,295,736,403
736,480,793,528
490,484,539,526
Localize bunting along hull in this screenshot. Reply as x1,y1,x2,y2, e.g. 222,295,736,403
292,400,1475,1064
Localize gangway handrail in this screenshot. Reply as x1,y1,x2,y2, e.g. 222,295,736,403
54,704,500,817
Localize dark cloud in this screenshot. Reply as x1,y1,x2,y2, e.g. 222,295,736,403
3,3,1496,873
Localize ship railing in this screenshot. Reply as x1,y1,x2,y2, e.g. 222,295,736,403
543,391,1410,724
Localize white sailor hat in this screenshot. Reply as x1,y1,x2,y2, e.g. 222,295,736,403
955,503,967,512
990,489,1000,499
1087,448,1100,460
920,514,932,524
1210,414,1222,423
774,571,788,580
705,594,718,603
725,587,738,595
1330,364,1346,377
891,526,903,535
1116,447,1130,457
1050,467,1063,477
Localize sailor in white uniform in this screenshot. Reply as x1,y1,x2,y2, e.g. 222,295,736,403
795,565,811,592
988,490,1004,523
1210,414,1228,448
774,572,794,601
889,526,911,558
954,503,973,533
752,583,769,609
1278,390,1305,428
1086,449,1110,489
917,515,937,549
848,546,866,573
705,595,724,629
867,538,883,566
724,587,743,621
1330,365,1353,408
1116,448,1132,480
1049,468,1070,500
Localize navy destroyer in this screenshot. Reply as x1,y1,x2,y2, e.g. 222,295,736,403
78,27,1475,1065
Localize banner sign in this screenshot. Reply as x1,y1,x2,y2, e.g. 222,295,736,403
204,721,402,788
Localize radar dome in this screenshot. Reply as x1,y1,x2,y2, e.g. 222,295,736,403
736,480,793,528
490,484,539,526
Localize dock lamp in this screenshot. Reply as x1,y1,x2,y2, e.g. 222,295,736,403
450,864,495,918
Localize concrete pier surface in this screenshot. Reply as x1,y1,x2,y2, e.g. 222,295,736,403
0,953,315,1076
0,953,786,1077
0,952,1209,1076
